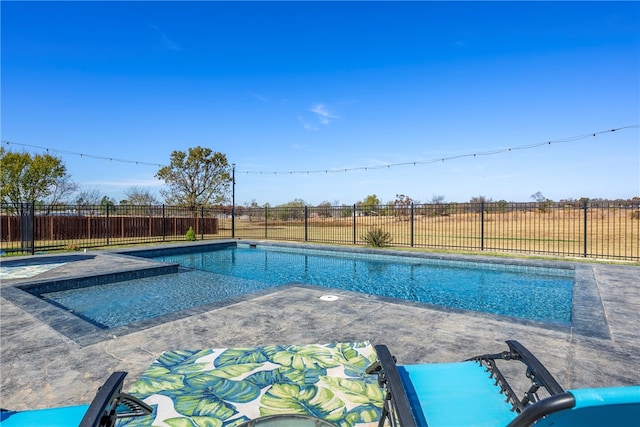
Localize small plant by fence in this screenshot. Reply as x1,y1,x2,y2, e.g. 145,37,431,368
1,201,638,260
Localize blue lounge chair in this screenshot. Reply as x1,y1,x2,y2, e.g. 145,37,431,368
368,340,640,426
3,341,638,426
0,372,151,427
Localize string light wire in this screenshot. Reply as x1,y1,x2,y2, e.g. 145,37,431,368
238,125,638,175
1,125,637,175
0,141,163,167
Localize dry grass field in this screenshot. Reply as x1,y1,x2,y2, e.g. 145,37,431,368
2,205,637,260
216,208,639,260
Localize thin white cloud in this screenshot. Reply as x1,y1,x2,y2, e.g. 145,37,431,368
250,92,269,103
310,103,339,125
149,24,182,51
298,116,319,131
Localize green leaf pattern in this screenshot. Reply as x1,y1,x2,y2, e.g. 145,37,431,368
117,342,383,427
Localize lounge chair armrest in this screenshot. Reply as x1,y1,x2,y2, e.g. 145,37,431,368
372,345,418,427
507,393,575,427
506,340,565,395
79,372,152,427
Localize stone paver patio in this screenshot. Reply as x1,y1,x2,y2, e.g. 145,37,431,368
1,242,638,412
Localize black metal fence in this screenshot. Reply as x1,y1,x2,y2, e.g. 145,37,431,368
1,201,638,260
1,204,220,254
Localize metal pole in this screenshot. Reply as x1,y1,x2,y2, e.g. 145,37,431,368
232,163,236,238
583,200,588,258
106,203,110,246
410,203,414,247
304,206,308,242
30,202,35,255
481,200,485,251
352,204,357,245
20,203,24,254
162,204,166,241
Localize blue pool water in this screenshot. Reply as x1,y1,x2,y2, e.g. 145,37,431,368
41,244,574,328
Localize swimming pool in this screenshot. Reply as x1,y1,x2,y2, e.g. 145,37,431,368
37,243,574,328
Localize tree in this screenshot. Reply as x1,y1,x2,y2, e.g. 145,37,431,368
156,146,231,211
244,199,263,222
75,188,104,215
75,188,102,206
530,191,546,203
100,195,116,214
469,195,490,204
363,194,380,206
45,174,80,206
393,194,414,221
316,201,332,218
275,199,306,220
469,195,492,213
430,195,447,216
431,195,445,204
531,191,552,212
394,194,417,206
357,194,380,216
0,148,67,211
495,200,509,213
122,186,159,205
340,205,353,218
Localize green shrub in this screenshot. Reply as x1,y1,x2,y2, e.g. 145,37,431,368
185,226,196,241
361,228,392,247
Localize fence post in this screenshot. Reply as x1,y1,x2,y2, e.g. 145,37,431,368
352,204,357,245
481,200,485,251
232,164,236,238
583,200,588,258
265,206,268,239
106,204,110,245
162,205,166,241
304,206,309,242
231,204,236,239
410,203,415,247
201,206,204,240
30,201,35,255
20,202,35,255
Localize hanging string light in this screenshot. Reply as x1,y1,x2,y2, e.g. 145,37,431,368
0,140,163,167
238,126,637,175
2,125,637,175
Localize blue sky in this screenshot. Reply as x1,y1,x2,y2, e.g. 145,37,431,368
2,1,639,206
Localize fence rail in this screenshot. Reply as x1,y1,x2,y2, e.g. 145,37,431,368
1,201,638,260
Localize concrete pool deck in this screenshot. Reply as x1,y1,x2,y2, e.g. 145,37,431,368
1,241,639,412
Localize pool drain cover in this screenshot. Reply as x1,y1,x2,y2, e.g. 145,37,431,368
320,295,339,301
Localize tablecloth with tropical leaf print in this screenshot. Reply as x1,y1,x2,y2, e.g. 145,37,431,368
116,342,384,427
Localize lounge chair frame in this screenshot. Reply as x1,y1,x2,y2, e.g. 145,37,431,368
80,371,152,427
0,371,152,427
369,340,573,427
